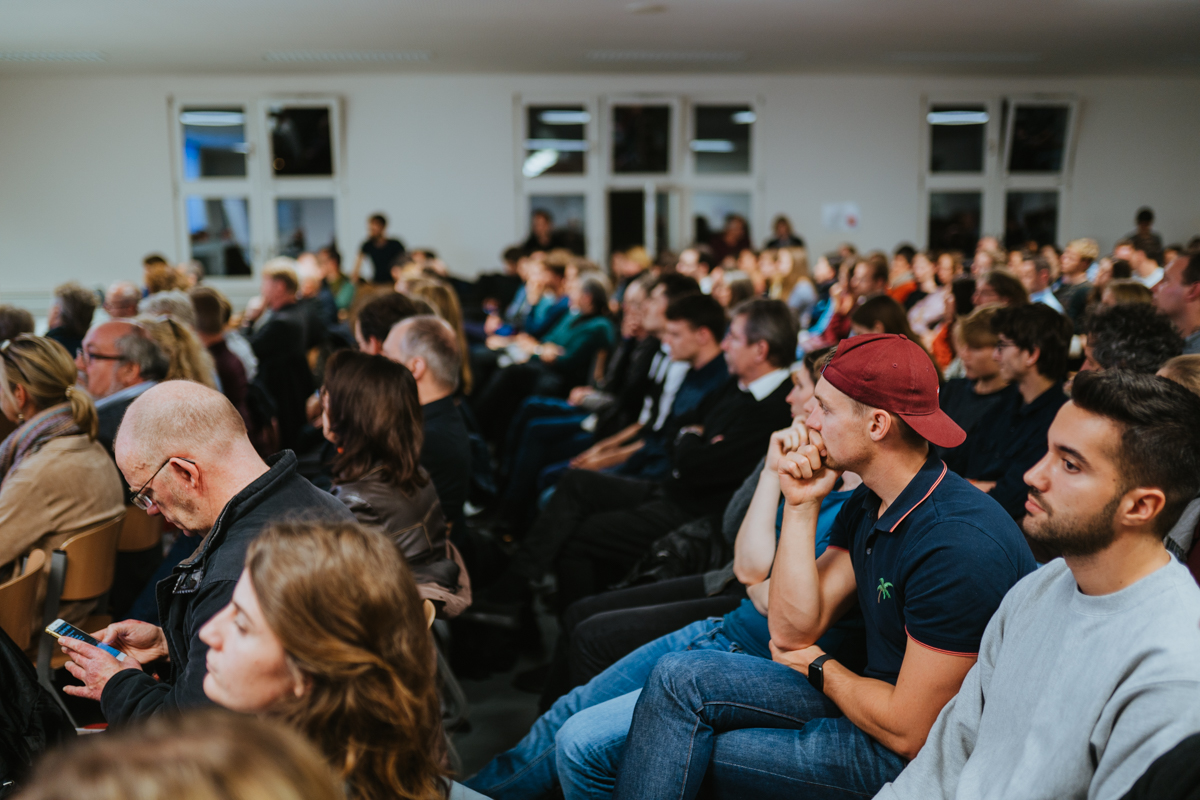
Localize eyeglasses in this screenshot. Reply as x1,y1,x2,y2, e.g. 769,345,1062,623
130,457,196,512
75,348,123,364
995,339,1019,351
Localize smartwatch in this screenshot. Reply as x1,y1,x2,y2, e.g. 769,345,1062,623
807,654,835,694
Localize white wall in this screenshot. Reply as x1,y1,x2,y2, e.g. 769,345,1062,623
1,71,1197,312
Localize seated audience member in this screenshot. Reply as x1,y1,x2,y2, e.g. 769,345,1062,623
317,245,356,314
1154,250,1200,354
929,276,977,372
1158,355,1200,581
240,260,315,449
353,291,431,354
352,212,406,284
904,251,946,335
45,281,97,358
0,305,34,342
972,268,1029,308
674,246,714,292
710,269,756,310
57,381,354,723
139,315,218,389
103,280,143,321
144,263,186,295
190,287,251,428
466,349,853,799
1053,238,1098,328
1102,277,1155,306
1015,253,1065,312
0,335,124,639
807,254,890,350
18,709,345,800
709,213,751,266
1080,303,1183,373
607,333,1035,800
763,247,815,325
478,298,796,614
763,214,805,250
294,257,332,352
877,370,1200,800
886,243,918,305
1130,239,1164,288
937,305,1008,475
1118,733,1200,800
77,321,169,456
139,290,198,328
962,303,1071,521
499,254,571,341
401,276,475,395
611,246,652,306
383,316,473,540
520,208,567,256
198,521,485,800
849,295,942,378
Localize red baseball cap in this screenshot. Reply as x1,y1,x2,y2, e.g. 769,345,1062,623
821,333,965,448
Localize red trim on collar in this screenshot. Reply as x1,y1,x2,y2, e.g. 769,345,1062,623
888,463,948,533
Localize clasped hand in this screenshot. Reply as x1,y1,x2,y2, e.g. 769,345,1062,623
771,420,841,507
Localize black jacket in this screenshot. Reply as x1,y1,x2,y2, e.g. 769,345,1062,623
420,396,472,536
100,451,354,725
247,303,315,450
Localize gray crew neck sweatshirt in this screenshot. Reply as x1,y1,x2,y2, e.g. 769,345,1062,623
876,557,1200,800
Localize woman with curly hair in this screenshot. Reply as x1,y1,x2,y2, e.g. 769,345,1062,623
199,521,487,800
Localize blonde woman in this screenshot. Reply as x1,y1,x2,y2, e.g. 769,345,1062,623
137,315,218,389
0,335,124,638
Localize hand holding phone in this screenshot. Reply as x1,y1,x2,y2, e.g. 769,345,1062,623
45,619,126,661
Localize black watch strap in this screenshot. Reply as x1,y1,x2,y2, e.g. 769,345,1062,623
807,654,835,694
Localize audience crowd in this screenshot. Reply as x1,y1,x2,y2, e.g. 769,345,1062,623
2,205,1200,800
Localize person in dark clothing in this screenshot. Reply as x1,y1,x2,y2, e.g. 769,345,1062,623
352,213,406,285
519,209,569,256
478,299,797,614
45,281,97,359
1080,302,1183,374
57,381,354,724
240,263,316,451
77,322,170,460
962,303,1072,524
190,286,252,430
1119,732,1200,800
353,291,431,355
763,214,805,250
383,315,473,539
936,305,1010,476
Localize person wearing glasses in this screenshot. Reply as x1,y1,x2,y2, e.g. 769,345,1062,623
77,321,170,458
0,334,124,646
56,380,355,724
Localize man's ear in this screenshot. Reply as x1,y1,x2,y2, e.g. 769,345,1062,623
867,408,892,443
115,362,140,388
171,457,201,490
753,338,770,364
407,357,427,382
1118,487,1167,532
1024,346,1042,371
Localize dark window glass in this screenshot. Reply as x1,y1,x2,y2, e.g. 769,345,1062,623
1005,191,1059,249
181,108,247,179
529,195,587,255
525,107,587,176
609,190,645,254
276,198,336,258
269,107,333,176
693,105,752,174
186,196,251,276
612,105,670,174
928,192,982,254
1008,105,1069,173
928,105,987,173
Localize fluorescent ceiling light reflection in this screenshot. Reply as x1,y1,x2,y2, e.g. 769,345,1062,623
927,110,989,125
525,139,589,152
0,51,106,62
690,140,736,153
263,50,431,62
523,149,560,178
539,111,592,125
731,111,756,124
181,111,246,126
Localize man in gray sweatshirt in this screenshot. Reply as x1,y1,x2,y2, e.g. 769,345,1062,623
876,369,1200,800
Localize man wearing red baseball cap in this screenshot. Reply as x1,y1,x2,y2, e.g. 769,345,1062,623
609,334,1037,800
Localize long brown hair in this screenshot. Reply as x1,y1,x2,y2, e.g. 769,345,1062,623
247,522,445,800
323,349,427,494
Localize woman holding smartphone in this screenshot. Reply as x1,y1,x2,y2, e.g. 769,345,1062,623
198,521,488,800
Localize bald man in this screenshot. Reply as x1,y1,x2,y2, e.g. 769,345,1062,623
104,280,142,320
58,381,354,724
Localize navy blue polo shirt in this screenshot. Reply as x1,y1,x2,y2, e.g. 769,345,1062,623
826,455,1036,684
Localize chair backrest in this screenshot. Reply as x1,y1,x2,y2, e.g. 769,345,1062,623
0,549,47,650
58,513,126,603
118,504,163,553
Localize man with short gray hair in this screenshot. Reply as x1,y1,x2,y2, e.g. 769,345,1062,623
384,315,472,535
77,321,170,457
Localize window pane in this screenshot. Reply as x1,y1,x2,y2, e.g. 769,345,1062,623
1008,105,1069,173
529,195,587,255
186,196,252,276
1005,191,1059,250
693,105,752,174
276,197,336,258
181,108,247,180
692,192,751,252
269,106,333,176
608,190,645,254
928,192,981,254
525,106,588,176
612,105,670,174
928,104,987,174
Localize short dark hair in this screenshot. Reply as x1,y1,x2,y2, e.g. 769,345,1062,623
1135,207,1154,225
53,282,98,336
1183,250,1200,286
991,303,1073,381
665,294,727,342
532,208,553,223
983,269,1029,306
369,213,388,227
651,273,701,304
1110,259,1133,280
950,276,977,318
1070,370,1200,536
142,253,169,267
862,253,890,286
893,244,916,263
318,245,341,267
0,305,34,342
693,244,717,271
1083,304,1183,373
502,246,523,265
1027,255,1052,277
189,286,232,336
357,293,430,346
732,298,798,369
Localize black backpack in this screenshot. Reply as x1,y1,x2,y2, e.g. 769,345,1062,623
0,626,75,797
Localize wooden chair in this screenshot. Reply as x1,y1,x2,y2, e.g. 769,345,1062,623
0,549,47,651
118,505,162,554
36,512,126,726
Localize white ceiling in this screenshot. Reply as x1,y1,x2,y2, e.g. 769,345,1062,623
0,0,1197,76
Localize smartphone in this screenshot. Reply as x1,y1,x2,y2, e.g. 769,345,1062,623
45,619,126,661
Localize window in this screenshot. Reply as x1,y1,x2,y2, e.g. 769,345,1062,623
186,197,252,276
276,197,336,258
269,106,333,176
525,106,588,176
928,105,987,174
929,192,983,254
691,105,753,174
181,108,248,179
1005,191,1059,250
1007,106,1069,173
612,105,671,174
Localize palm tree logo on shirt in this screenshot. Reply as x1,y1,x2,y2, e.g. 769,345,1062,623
877,578,894,602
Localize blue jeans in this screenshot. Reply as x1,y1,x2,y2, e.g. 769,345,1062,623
499,397,592,528
464,619,742,800
610,650,908,800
